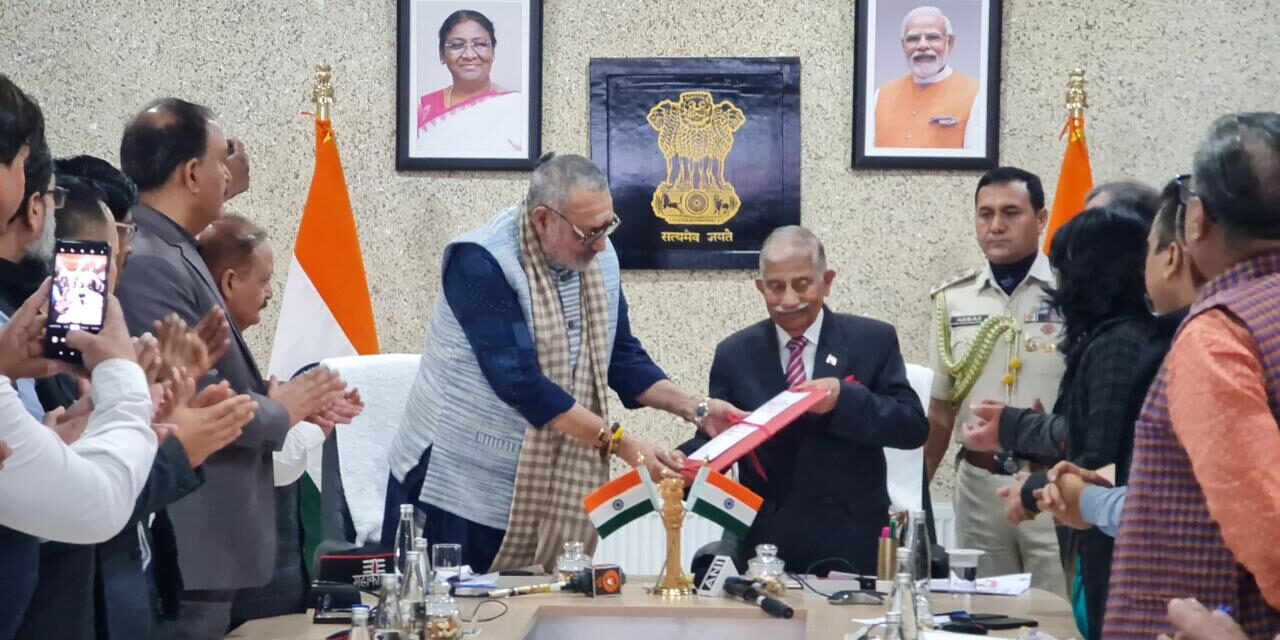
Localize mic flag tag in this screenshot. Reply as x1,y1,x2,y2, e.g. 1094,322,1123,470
696,554,741,597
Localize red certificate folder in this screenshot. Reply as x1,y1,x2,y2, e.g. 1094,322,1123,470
679,389,828,481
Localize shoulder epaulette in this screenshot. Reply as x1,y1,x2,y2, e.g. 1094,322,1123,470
930,268,980,297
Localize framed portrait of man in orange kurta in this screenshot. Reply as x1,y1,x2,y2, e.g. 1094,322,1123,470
852,0,1002,170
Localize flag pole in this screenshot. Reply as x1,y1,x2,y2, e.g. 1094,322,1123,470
1065,68,1087,121
1043,68,1094,253
312,64,334,123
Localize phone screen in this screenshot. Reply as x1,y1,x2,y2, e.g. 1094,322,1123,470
45,240,112,363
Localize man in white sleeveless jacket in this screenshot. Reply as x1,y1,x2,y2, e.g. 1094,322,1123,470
386,153,741,573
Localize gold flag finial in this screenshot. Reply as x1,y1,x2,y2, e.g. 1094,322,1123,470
1065,68,1087,119
312,64,335,122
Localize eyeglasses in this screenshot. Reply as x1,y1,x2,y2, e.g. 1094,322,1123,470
46,186,68,210
115,221,137,241
540,204,621,246
7,186,66,225
443,40,493,56
1174,173,1215,223
1174,174,1193,206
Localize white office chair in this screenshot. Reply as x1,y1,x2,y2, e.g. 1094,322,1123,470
884,363,934,513
314,353,422,547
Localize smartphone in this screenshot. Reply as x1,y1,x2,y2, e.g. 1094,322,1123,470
973,615,1039,630
45,240,112,364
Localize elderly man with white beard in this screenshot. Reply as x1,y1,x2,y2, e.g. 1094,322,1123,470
871,5,984,149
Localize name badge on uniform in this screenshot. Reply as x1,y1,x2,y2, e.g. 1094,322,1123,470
929,116,960,127
950,314,989,328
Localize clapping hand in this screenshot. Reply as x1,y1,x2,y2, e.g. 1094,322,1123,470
994,471,1032,525
164,377,257,467
153,309,231,383
306,387,363,437
267,367,349,427
1034,461,1114,530
962,400,1006,452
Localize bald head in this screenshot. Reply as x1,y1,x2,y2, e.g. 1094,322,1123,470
198,214,273,330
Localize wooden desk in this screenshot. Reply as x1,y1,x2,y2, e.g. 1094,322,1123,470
229,580,1077,639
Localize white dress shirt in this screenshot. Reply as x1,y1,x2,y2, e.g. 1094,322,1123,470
273,421,327,486
775,308,824,381
0,359,157,544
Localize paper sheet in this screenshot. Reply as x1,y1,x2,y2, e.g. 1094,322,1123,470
928,572,1031,596
741,390,811,426
851,614,952,625
686,424,758,461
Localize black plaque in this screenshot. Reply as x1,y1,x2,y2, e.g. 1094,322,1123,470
589,58,801,270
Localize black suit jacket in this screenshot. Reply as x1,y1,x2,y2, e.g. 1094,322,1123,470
116,204,292,591
680,310,928,575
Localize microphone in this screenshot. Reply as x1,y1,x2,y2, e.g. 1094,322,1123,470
723,577,795,619
689,542,792,619
690,540,748,591
477,566,626,598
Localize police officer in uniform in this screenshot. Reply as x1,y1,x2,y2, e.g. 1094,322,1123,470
924,167,1067,598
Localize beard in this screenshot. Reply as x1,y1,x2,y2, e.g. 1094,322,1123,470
23,216,56,263
909,50,947,79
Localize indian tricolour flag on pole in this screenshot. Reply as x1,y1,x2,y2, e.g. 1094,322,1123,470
582,468,659,539
687,466,763,539
268,112,379,381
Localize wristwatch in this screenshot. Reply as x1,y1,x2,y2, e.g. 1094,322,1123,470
693,398,711,429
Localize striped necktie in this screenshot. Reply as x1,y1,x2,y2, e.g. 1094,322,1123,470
785,336,808,387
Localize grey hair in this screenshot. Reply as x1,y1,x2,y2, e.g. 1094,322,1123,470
1192,111,1280,241
758,225,827,276
525,152,610,213
901,6,953,38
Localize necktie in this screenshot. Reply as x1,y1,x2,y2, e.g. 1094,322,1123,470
785,336,808,387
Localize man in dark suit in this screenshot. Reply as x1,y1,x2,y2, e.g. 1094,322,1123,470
681,226,928,575
115,98,345,640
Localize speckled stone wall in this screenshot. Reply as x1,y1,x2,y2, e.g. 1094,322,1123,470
5,0,1277,500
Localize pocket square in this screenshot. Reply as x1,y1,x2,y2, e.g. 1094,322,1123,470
844,374,860,385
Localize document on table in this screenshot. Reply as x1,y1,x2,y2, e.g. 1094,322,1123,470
928,572,1031,596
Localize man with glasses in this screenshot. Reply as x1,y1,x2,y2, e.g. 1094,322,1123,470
0,134,59,423
56,155,142,281
870,5,983,150
1105,112,1280,638
387,153,742,573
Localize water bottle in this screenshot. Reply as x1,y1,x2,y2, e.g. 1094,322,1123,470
349,605,372,640
881,610,908,640
373,573,404,640
905,509,934,628
400,550,427,639
890,568,919,639
413,536,431,579
393,504,417,577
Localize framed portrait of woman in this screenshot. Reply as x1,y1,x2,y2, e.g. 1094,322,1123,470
852,0,1002,170
396,0,542,170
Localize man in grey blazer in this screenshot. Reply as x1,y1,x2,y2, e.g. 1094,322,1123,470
115,98,345,640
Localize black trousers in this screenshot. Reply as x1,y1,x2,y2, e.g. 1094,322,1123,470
381,446,506,573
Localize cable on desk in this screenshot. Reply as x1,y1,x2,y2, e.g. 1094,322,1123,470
790,556,869,598
464,599,509,624
788,573,829,596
